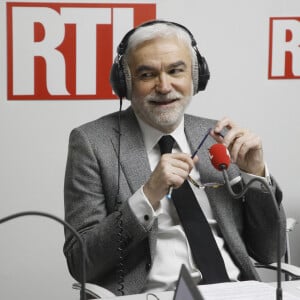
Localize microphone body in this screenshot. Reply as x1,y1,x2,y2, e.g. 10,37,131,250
209,144,283,300
0,211,87,300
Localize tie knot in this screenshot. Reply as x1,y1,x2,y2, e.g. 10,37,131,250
158,135,175,154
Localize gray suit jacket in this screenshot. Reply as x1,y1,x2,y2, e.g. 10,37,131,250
64,107,286,295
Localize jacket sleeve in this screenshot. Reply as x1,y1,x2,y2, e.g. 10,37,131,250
242,176,287,264
63,127,150,283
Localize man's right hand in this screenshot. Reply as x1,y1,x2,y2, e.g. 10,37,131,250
143,153,198,209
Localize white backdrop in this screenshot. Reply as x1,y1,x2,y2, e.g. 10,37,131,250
0,0,299,299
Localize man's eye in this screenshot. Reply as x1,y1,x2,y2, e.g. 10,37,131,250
138,72,155,80
169,68,184,75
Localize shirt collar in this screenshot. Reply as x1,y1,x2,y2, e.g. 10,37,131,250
135,115,186,154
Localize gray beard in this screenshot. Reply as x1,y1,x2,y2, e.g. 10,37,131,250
131,94,192,132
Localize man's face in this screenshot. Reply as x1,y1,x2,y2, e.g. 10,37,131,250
128,36,193,133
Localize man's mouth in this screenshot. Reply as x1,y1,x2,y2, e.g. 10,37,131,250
150,99,178,106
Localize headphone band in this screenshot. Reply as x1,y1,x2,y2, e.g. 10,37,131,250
117,20,198,56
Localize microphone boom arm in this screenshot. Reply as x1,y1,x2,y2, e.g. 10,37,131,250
0,211,87,300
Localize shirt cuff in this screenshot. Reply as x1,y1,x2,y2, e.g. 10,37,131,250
240,163,272,189
128,186,158,229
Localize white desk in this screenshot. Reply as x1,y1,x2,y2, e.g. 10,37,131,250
270,280,300,297
99,280,300,300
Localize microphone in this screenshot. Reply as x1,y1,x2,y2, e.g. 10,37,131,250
209,143,231,171
209,143,283,300
0,211,87,300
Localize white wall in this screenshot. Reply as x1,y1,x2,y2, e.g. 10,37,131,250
0,0,299,299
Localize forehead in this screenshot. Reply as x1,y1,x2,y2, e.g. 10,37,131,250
128,36,192,68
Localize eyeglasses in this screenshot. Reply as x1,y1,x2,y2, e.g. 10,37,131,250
188,127,225,189
188,175,224,189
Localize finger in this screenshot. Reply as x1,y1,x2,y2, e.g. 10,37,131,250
161,153,195,171
229,134,247,162
214,116,236,134
192,155,199,164
209,128,224,143
222,127,248,149
211,117,237,143
169,169,190,188
230,132,262,162
157,158,191,187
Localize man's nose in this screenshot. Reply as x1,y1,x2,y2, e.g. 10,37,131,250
155,73,172,94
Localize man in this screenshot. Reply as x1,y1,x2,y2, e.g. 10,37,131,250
63,20,286,295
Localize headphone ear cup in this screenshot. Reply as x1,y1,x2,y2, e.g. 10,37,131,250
110,61,127,99
197,56,210,92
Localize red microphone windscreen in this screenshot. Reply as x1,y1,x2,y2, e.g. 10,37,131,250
209,144,231,170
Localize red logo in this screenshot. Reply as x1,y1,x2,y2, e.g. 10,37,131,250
269,17,300,79
6,2,156,100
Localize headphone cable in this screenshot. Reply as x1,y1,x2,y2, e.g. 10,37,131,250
115,97,125,296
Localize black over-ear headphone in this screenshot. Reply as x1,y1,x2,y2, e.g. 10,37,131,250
109,20,210,99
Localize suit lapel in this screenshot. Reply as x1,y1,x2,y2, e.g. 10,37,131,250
111,107,152,195
184,115,234,224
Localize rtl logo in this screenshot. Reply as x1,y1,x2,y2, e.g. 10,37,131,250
269,17,300,79
6,2,156,100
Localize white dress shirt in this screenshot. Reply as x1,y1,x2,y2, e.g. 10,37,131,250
128,116,242,292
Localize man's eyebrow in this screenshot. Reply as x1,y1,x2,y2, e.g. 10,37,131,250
135,65,155,74
169,60,187,69
135,60,187,74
